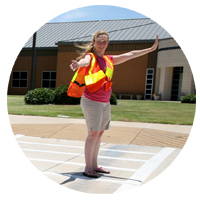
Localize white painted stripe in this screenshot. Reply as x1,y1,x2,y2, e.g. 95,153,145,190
22,148,147,162
18,141,156,155
114,147,175,193
18,141,84,149
100,148,156,155
30,158,62,164
28,158,137,172
43,171,140,185
15,134,25,138
98,155,147,162
22,148,80,156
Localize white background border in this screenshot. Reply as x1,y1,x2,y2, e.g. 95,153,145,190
1,1,199,199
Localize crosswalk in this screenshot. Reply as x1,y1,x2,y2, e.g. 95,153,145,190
15,134,179,194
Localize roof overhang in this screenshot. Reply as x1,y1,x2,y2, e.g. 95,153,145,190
55,39,157,46
22,47,58,50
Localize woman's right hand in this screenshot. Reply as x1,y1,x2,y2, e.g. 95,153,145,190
70,55,91,71
70,60,79,71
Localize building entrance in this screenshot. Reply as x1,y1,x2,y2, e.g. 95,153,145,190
171,67,183,101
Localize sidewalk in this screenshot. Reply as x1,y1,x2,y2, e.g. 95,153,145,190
10,114,192,194
9,114,191,148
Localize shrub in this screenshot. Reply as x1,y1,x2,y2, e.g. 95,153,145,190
54,84,81,105
110,92,118,105
181,94,196,103
24,88,55,104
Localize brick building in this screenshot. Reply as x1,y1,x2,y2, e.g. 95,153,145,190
8,18,195,100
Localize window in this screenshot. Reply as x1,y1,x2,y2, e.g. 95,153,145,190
12,71,28,88
144,68,154,100
42,71,56,89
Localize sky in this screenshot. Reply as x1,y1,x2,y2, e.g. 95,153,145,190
48,5,147,23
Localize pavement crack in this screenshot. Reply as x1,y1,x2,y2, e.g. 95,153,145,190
43,163,64,172
100,143,107,148
48,123,72,138
65,153,84,162
129,128,145,145
43,153,84,172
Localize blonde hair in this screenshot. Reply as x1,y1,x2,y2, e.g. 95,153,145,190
75,30,109,61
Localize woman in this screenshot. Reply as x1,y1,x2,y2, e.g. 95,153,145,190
69,30,159,178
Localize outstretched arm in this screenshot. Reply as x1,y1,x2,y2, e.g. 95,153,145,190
112,35,159,65
70,54,91,71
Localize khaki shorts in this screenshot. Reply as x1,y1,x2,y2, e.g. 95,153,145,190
81,94,111,132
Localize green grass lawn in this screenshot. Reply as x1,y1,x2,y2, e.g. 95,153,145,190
7,95,196,125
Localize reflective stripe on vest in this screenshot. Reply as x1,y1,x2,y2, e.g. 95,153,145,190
71,70,78,82
84,53,114,86
104,55,114,79
88,54,96,75
85,70,106,85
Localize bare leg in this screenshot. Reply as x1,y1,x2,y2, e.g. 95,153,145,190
92,130,110,173
92,130,104,169
84,130,99,173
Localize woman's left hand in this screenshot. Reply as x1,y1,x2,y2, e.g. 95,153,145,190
151,35,159,51
112,35,159,65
